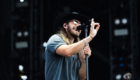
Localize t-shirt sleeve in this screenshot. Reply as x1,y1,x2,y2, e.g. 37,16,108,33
47,34,66,54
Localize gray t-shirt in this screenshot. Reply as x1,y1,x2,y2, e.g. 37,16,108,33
45,34,80,80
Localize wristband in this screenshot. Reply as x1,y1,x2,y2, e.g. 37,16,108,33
80,58,86,62
81,59,86,62
83,39,87,47
89,36,93,40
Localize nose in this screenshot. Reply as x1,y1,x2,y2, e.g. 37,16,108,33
78,23,81,26
76,23,81,28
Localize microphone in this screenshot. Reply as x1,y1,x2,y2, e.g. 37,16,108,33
76,23,86,30
76,20,91,30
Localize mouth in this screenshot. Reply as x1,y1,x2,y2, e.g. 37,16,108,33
74,29,80,32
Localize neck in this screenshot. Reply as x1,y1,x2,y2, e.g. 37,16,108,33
67,33,74,44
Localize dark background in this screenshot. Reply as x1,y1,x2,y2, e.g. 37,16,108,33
0,0,139,80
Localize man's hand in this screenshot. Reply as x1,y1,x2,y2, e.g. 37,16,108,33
80,44,91,61
89,18,100,38
78,45,91,80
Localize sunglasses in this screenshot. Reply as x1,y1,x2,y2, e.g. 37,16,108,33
72,20,81,26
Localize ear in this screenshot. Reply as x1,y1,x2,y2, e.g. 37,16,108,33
63,23,67,29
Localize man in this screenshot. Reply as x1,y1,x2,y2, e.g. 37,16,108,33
45,12,100,80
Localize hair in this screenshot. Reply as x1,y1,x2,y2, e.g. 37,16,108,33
57,27,70,45
56,21,81,62
57,27,80,45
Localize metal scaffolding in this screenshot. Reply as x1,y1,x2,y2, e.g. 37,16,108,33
109,0,139,80
11,0,44,80
129,0,139,79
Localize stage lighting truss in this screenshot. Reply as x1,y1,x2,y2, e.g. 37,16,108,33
17,31,29,37
20,0,24,2
23,31,29,37
121,18,128,25
15,41,28,49
21,75,27,80
114,28,128,36
16,0,28,8
115,72,132,80
19,65,24,72
116,74,122,80
17,31,22,37
114,18,128,26
114,19,120,25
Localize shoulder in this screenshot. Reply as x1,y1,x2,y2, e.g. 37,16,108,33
51,34,62,39
47,34,65,44
46,34,66,53
48,34,63,41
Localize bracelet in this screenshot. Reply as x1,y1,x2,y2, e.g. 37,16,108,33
80,58,86,62
89,36,93,40
81,60,86,62
83,39,87,47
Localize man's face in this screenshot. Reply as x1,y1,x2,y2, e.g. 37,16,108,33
67,19,82,38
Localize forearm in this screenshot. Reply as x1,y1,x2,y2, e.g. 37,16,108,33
65,36,92,56
79,62,86,80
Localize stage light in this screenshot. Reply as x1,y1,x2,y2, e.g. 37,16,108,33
123,74,126,79
122,18,128,24
20,0,24,2
114,28,128,36
114,19,120,25
17,32,22,37
15,41,28,49
116,74,122,80
123,73,132,79
19,65,23,71
21,75,27,80
43,42,47,47
16,1,28,8
119,57,123,61
23,31,29,37
120,63,124,67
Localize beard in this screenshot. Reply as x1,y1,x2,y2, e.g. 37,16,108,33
67,25,80,39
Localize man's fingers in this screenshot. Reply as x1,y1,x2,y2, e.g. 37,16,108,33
84,47,89,50
91,18,95,28
96,25,100,31
94,23,100,31
84,50,91,58
96,26,100,31
91,19,100,30
84,48,91,52
91,18,94,23
94,23,100,27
